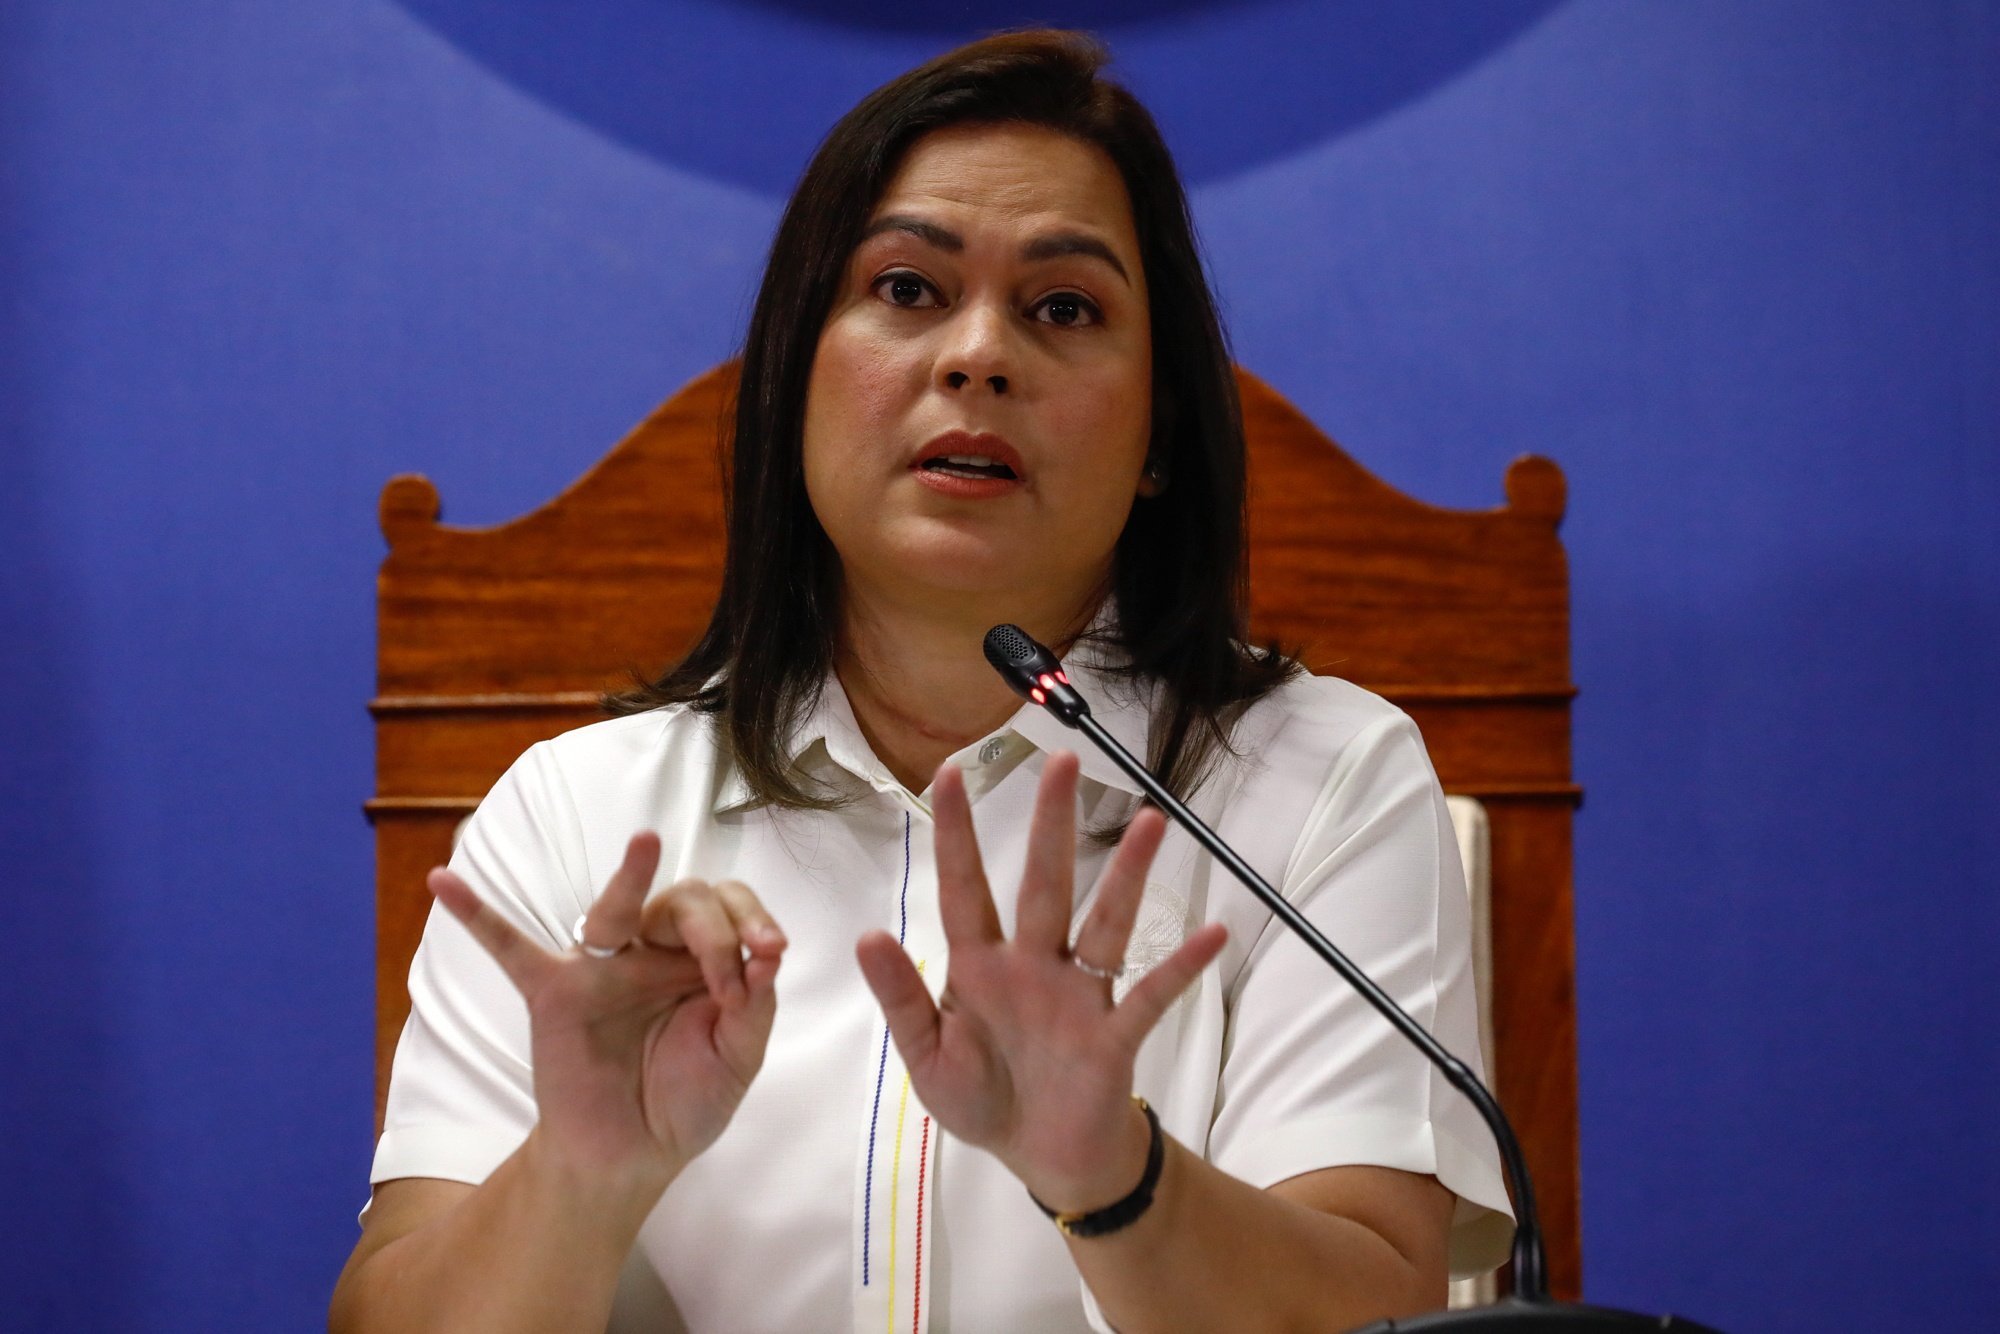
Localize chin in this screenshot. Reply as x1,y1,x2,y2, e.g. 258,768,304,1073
842,527,1011,599
898,547,1018,595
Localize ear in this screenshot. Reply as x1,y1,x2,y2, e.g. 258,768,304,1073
1136,455,1169,498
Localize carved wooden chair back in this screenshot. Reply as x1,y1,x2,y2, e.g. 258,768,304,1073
370,363,1581,1295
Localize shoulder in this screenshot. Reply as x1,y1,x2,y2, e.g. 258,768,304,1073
1213,670,1441,843
509,704,728,810
541,703,710,761
1234,670,1422,762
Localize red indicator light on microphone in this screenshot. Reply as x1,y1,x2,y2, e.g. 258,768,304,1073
1037,673,1056,689
1056,671,1070,684
1030,687,1046,704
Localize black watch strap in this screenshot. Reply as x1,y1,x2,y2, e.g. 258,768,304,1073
1030,1096,1165,1239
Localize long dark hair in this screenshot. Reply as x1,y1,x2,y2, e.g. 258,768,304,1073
610,29,1293,811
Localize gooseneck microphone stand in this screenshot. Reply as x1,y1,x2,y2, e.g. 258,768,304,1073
983,625,1721,1332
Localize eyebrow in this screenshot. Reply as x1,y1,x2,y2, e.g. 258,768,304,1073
861,214,962,253
859,214,1131,284
1020,231,1130,283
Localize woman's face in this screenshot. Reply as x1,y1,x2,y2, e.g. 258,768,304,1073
803,122,1154,620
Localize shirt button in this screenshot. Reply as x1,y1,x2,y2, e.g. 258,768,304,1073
978,738,1007,765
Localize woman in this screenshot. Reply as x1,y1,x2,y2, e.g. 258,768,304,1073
331,30,1509,1334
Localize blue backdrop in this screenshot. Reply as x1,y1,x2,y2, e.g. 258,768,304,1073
2,2,1993,1329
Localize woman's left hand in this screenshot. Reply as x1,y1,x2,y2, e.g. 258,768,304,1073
855,752,1228,1214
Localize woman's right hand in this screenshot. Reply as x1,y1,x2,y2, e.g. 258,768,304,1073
426,832,787,1195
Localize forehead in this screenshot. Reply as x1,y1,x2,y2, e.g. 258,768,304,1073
870,123,1137,243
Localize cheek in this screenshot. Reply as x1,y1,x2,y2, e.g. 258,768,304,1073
808,320,911,444
803,320,917,529
1059,348,1153,492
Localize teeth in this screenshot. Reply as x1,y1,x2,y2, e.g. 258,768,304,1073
942,454,999,467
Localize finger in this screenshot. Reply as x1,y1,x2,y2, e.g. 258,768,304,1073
636,878,699,949
579,831,660,954
645,882,746,1005
1013,751,1081,953
714,879,788,959
713,929,784,1085
636,880,740,996
855,930,943,1073
427,867,556,993
1110,921,1228,1049
931,764,1002,948
1069,805,1167,973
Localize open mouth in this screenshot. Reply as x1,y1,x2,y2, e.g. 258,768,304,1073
919,455,1019,481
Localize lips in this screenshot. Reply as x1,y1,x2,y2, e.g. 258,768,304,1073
912,431,1028,485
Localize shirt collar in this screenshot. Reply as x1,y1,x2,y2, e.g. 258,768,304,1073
710,629,1155,814
711,678,880,815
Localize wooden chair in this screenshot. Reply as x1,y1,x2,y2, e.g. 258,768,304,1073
368,363,1581,1297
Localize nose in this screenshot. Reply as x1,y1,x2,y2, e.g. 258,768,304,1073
945,370,1007,393
936,301,1012,396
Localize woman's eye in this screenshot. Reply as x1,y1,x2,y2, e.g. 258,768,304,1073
875,272,939,308
1032,292,1100,327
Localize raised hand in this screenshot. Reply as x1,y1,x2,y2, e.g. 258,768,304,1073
428,833,787,1191
855,753,1228,1214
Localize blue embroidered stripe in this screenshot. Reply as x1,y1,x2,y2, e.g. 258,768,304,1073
862,811,914,1287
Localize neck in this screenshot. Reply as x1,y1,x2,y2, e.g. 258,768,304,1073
834,581,1104,794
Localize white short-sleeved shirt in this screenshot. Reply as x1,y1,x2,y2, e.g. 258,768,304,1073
371,652,1513,1332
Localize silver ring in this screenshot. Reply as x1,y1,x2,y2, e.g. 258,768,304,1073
572,913,631,960
1071,954,1125,982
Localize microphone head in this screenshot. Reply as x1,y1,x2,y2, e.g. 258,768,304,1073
983,623,1090,724
982,623,1055,696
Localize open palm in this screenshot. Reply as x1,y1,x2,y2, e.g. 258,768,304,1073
856,753,1227,1212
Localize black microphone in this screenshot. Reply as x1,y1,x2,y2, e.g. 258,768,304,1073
982,622,1091,724
984,624,1722,1333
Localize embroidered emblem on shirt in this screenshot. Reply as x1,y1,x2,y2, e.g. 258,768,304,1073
1114,880,1194,1016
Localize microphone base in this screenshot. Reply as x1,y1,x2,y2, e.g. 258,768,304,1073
1350,1297,1725,1331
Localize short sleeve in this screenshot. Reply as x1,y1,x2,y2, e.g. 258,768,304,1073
368,743,593,1193
1206,712,1515,1277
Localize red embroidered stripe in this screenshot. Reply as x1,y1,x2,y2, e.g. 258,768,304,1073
913,1116,931,1333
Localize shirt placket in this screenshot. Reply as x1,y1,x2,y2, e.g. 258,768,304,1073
852,798,947,1334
